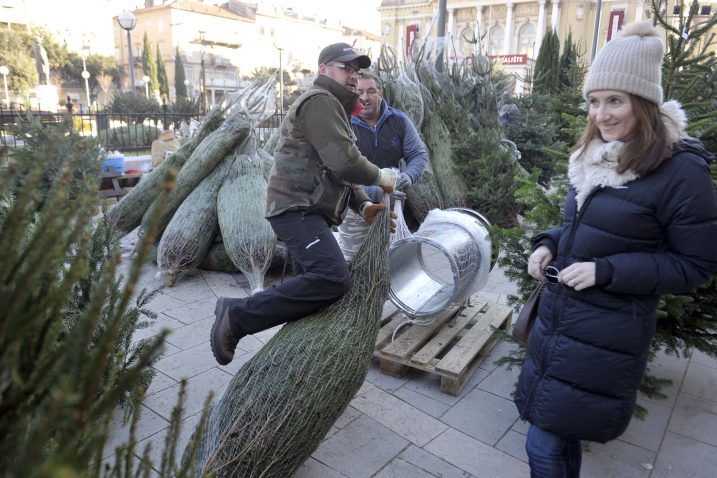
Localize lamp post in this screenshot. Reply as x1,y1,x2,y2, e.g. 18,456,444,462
590,0,603,62
273,43,284,114
117,10,137,94
81,71,90,109
0,65,8,107
142,75,150,98
198,30,207,112
80,45,91,109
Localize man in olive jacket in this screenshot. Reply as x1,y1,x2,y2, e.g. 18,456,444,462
210,43,398,365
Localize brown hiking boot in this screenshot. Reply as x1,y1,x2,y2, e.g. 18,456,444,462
210,297,244,365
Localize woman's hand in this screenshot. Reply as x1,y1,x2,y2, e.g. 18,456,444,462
559,262,596,291
528,246,553,281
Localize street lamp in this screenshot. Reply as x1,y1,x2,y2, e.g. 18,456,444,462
81,71,90,109
80,45,91,109
117,10,137,94
142,75,150,98
273,43,284,114
198,30,207,112
0,65,8,107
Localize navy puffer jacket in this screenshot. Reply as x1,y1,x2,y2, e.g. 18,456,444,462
514,101,717,443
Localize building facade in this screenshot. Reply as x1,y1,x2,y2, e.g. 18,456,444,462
113,0,381,106
378,0,717,93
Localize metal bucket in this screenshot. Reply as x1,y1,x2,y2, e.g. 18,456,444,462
388,208,493,317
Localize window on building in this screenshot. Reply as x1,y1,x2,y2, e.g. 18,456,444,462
700,5,711,15
489,26,504,55
518,23,536,56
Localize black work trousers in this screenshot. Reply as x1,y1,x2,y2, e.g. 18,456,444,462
226,209,352,337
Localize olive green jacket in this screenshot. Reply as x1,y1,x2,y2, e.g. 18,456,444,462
265,75,380,225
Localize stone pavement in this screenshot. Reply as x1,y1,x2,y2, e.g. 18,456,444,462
107,236,717,477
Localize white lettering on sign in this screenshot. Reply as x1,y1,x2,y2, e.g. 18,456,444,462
487,54,528,65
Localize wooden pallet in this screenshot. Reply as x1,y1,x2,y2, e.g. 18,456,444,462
374,299,512,396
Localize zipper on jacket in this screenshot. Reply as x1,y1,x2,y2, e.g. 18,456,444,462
565,188,601,261
522,188,602,421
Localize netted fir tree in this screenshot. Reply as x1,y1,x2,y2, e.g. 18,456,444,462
0,115,209,476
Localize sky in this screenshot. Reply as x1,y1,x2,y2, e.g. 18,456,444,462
2,0,383,55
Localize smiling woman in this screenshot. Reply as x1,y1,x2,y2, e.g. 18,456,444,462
519,20,717,477
586,90,637,142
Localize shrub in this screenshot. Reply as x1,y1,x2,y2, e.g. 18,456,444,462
98,124,161,149
0,115,209,476
453,129,522,227
106,92,161,124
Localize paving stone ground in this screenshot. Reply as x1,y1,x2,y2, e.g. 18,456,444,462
107,229,717,477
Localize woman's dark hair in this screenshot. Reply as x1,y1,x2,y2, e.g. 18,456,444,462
576,94,670,176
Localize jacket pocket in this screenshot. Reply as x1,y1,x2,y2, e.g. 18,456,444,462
309,167,350,224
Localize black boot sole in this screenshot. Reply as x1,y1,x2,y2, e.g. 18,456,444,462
210,297,233,366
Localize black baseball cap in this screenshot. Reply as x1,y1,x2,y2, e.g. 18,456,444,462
318,43,371,69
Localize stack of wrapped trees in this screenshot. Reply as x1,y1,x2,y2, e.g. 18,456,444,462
373,36,509,222
108,79,279,289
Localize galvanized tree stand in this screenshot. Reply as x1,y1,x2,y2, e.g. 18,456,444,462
375,208,513,396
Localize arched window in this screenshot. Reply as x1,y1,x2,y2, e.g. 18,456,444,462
518,23,537,56
489,26,504,55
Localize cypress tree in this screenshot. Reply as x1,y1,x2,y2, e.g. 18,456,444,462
175,46,188,100
558,31,578,88
533,29,560,95
142,32,158,97
157,44,169,99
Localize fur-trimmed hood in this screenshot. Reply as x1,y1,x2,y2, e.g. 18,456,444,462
568,100,687,210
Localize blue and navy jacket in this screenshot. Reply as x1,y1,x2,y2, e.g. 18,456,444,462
351,100,427,201
514,107,717,444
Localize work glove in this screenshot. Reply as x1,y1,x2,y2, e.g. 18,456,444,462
391,190,407,201
361,203,397,233
396,173,412,192
389,190,406,209
377,168,398,193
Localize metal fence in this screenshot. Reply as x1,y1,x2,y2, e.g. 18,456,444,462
0,105,284,157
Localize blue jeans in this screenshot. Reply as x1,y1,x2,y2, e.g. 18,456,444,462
526,424,582,478
226,210,351,336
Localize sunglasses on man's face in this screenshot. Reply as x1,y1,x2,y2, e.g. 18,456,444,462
543,266,561,284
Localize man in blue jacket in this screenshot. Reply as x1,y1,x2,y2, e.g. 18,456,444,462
337,72,428,258
351,72,427,198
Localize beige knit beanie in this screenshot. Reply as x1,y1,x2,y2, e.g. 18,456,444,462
583,21,664,105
